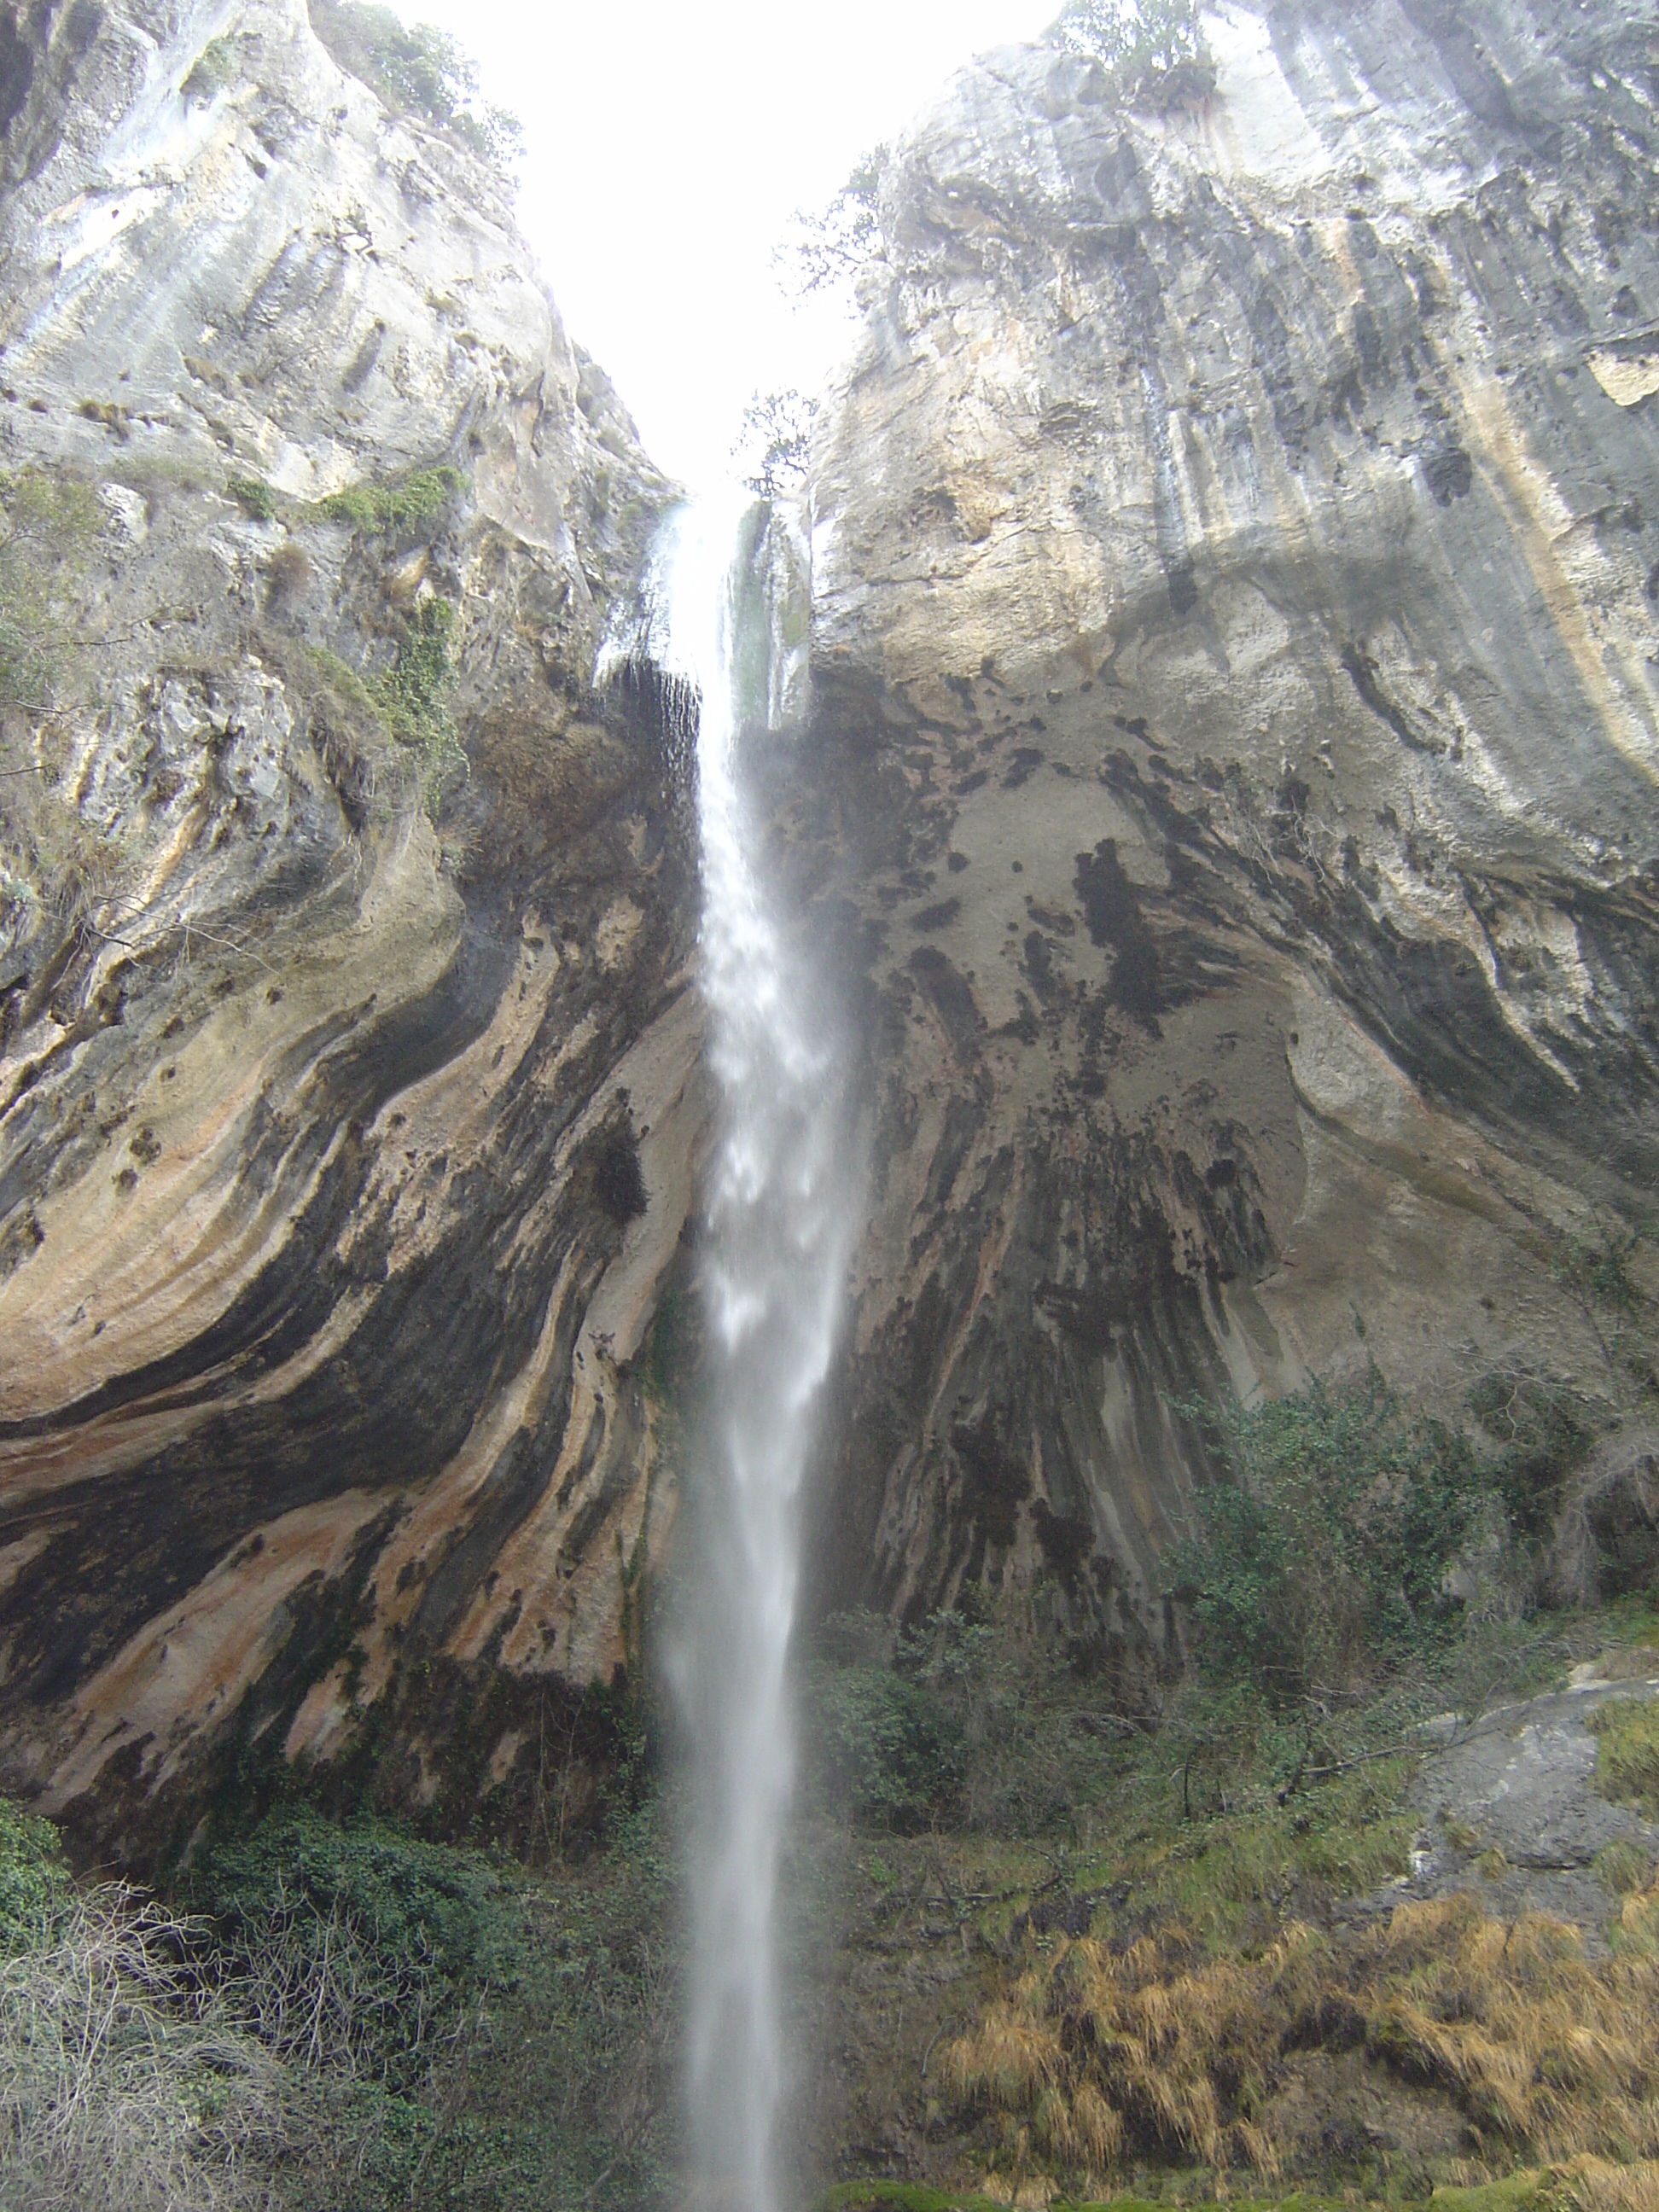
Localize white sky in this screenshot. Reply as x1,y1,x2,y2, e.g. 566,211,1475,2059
393,0,1062,488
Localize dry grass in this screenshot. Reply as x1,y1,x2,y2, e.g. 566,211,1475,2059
0,1883,286,2211
944,1888,1659,2192
1558,2157,1659,2212
1587,1699,1659,1819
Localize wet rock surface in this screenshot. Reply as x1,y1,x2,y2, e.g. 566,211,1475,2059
794,0,1659,1652
0,0,704,1861
1388,1675,1659,1943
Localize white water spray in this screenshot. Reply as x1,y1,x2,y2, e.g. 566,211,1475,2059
653,492,855,2212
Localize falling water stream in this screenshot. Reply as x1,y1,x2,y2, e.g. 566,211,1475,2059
649,492,857,2212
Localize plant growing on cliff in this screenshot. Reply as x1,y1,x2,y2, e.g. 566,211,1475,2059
776,145,888,297
733,389,814,501
1046,0,1210,102
181,32,243,104
312,463,464,536
370,596,468,818
0,468,98,713
307,0,523,167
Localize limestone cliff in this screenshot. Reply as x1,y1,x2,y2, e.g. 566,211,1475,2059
0,0,704,1860
795,0,1659,1654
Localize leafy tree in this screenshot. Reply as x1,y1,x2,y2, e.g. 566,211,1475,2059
308,0,523,168
1164,1376,1493,1702
732,390,814,501
1047,0,1206,91
815,1662,966,1831
776,145,888,297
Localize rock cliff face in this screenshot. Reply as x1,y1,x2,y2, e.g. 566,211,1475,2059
5,0,1657,1861
0,0,704,1860
795,0,1659,1656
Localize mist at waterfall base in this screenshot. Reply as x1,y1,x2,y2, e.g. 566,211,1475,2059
644,494,859,2211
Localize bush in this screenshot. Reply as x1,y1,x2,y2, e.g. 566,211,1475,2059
0,1796,73,1950
189,1807,520,2094
809,1600,1121,1837
816,1663,966,1831
1166,1377,1494,1703
0,1879,284,2212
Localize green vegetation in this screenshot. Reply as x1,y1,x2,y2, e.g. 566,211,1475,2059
639,1284,692,1408
307,0,522,166
0,1796,73,1948
301,599,469,820
735,388,815,500
312,463,464,535
189,1807,520,2093
1587,1697,1659,1819
0,1791,678,2211
226,473,279,521
1046,0,1211,101
181,32,242,102
0,467,99,711
778,145,888,295
817,1650,968,1831
370,596,467,815
1165,1376,1504,1703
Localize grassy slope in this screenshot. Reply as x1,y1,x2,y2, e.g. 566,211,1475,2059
787,1606,1659,2211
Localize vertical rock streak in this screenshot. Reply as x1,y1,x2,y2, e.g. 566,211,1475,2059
659,498,853,2211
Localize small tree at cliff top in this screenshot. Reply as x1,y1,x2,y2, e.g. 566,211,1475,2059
775,145,888,298
1047,0,1204,84
308,0,523,168
733,391,815,501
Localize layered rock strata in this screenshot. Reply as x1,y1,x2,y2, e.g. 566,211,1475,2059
0,0,702,1860
795,0,1659,1651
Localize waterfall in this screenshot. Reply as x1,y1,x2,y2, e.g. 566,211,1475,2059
652,492,855,2212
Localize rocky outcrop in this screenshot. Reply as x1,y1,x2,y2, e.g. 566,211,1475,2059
795,0,1659,1652
0,0,704,1860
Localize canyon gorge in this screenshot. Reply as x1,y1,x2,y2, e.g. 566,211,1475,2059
0,0,1656,2199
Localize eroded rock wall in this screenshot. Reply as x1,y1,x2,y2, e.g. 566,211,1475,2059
797,0,1659,1654
0,0,705,1860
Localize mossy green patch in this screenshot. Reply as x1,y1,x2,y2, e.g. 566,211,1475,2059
369,596,468,817
225,474,278,521
182,32,242,102
303,605,468,819
312,463,464,535
0,465,100,710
